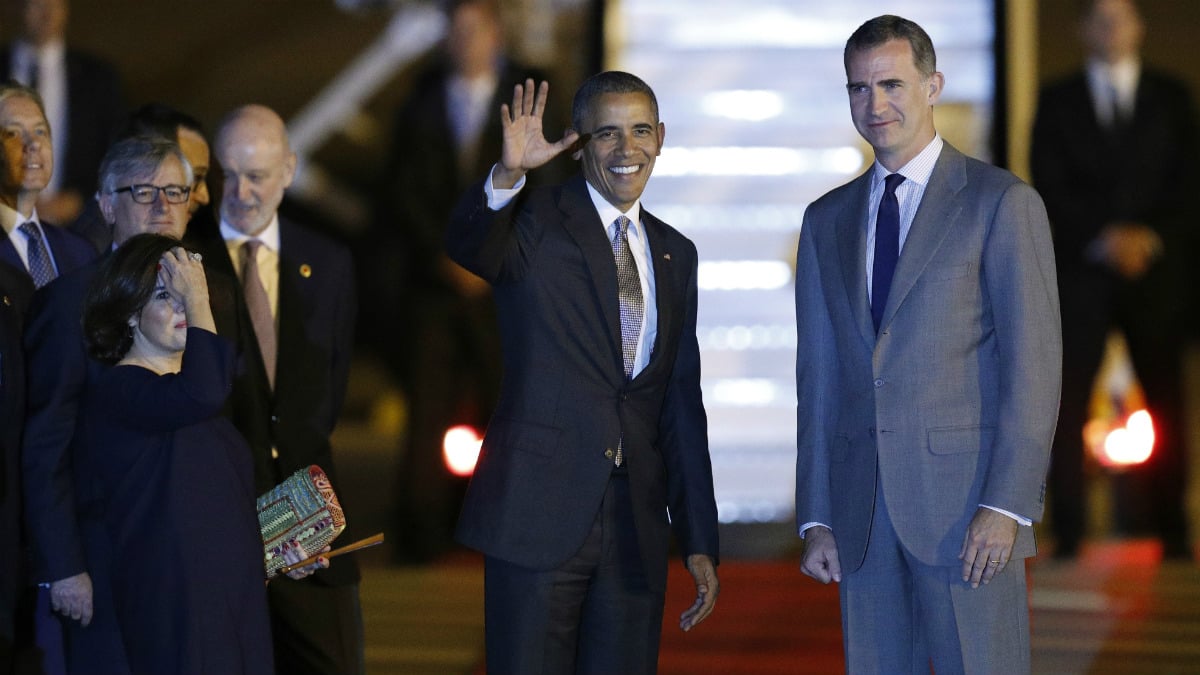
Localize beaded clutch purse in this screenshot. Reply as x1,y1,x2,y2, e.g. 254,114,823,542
258,465,346,578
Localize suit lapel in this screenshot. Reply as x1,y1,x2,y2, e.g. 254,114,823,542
879,144,965,331
835,171,876,349
275,220,311,398
557,176,625,376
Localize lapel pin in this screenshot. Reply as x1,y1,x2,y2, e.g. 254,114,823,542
663,253,671,261
2,295,9,306
299,264,312,278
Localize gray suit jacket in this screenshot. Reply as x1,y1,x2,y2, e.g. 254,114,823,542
794,142,1061,573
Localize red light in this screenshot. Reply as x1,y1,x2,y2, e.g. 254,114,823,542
1090,409,1154,468
443,425,483,477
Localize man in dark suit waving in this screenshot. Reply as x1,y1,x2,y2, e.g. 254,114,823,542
447,72,720,674
795,15,1060,673
187,104,363,675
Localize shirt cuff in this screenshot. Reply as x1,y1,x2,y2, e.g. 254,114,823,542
484,163,525,210
979,504,1032,527
798,522,831,539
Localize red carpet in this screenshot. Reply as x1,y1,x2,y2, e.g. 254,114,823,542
659,561,845,674
470,560,844,674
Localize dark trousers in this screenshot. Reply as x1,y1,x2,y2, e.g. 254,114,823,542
267,579,365,675
1051,274,1189,553
483,474,665,675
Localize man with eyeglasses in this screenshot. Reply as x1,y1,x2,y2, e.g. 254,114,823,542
71,103,213,256
19,135,192,674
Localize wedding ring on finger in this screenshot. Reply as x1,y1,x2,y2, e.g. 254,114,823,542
988,560,1001,566
188,251,203,262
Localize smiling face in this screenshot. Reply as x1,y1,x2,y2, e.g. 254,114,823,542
845,38,942,171
0,94,51,208
573,91,664,213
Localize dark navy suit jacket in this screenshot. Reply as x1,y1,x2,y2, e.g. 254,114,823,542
447,173,719,593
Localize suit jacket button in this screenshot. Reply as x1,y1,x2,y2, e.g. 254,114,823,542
874,378,884,387
604,448,615,460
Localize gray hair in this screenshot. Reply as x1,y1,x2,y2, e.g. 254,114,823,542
0,80,48,126
96,135,193,195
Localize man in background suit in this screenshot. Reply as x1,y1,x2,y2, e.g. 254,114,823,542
376,0,567,563
72,103,213,255
795,15,1060,672
186,104,363,675
22,136,192,675
447,72,720,674
1031,0,1198,561
0,82,92,675
0,83,92,305
0,0,124,227
1,263,28,675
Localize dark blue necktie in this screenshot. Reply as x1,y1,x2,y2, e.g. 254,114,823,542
871,173,905,333
20,221,56,289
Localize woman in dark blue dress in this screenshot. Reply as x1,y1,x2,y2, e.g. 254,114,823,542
76,234,319,674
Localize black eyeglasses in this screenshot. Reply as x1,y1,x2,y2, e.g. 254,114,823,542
113,184,191,205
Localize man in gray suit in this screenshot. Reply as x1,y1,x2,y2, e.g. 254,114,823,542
794,15,1061,673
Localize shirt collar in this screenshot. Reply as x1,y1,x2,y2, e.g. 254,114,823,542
15,38,65,66
219,213,281,252
0,201,38,236
872,134,943,189
585,180,643,239
1087,57,1141,95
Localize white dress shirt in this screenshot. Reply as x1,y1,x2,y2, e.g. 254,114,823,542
1086,57,1140,127
0,202,58,274
219,215,282,322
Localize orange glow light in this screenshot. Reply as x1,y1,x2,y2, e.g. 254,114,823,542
443,425,483,477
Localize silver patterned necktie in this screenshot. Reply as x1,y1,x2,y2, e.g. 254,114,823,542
19,221,56,289
611,215,643,467
612,215,644,378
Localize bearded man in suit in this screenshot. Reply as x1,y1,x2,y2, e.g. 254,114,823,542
185,104,364,675
795,15,1061,673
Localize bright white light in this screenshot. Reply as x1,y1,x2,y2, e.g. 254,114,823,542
698,260,792,291
1100,409,1155,467
667,12,853,49
700,323,797,350
701,90,785,121
443,425,483,477
710,378,779,406
655,146,862,177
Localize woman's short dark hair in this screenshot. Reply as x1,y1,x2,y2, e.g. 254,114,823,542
83,233,185,364
571,71,659,132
